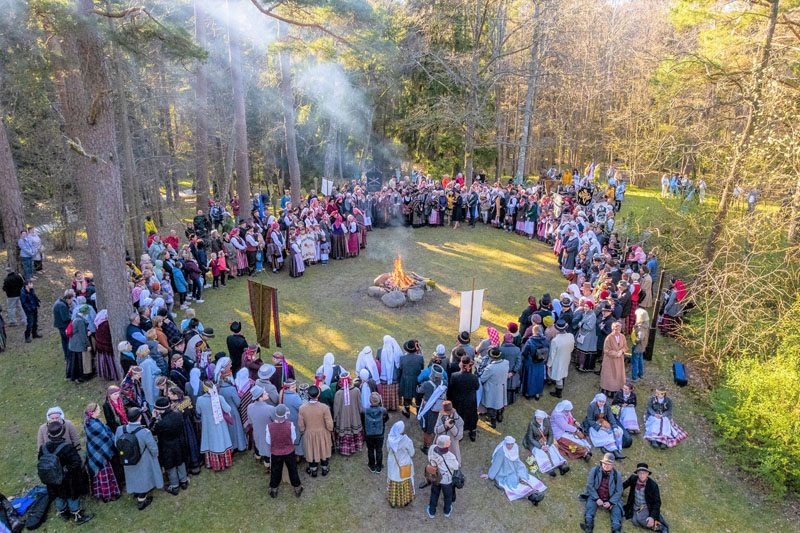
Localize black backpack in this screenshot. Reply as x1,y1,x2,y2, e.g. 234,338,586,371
364,407,385,437
37,442,68,485
117,426,145,465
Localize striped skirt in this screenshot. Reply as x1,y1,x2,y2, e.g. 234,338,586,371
626,300,639,333
335,430,364,456
205,449,233,471
387,478,414,508
96,351,120,381
92,461,121,501
382,383,399,411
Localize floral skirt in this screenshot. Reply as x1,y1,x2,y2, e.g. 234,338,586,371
205,449,233,471
387,478,414,507
96,351,120,381
382,383,399,411
335,430,364,456
557,435,590,460
92,461,121,501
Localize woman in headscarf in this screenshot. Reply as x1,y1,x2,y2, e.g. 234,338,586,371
583,393,626,460
120,366,151,425
660,277,687,336
333,370,364,455
520,324,549,400
229,228,248,277
522,410,569,478
386,421,415,508
93,310,120,381
235,368,255,448
331,215,347,260
103,385,128,435
168,386,202,474
266,223,285,273
356,346,381,388
487,436,546,505
84,402,121,502
196,380,234,471
378,335,402,411
215,357,248,452
316,352,345,389
68,304,92,382
574,300,598,373
550,400,591,461
644,384,688,449
288,235,305,278
185,367,203,408
612,381,640,434
346,215,359,257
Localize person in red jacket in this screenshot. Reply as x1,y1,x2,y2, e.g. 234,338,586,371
266,404,303,499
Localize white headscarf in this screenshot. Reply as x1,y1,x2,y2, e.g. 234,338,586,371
593,393,607,404
360,369,372,409
356,346,379,381
380,335,402,383
493,435,520,462
387,421,406,452
214,356,232,384
554,400,573,412
235,368,251,394
189,368,201,396
93,309,108,329
322,353,335,386
46,406,65,422
534,410,548,420
150,297,165,319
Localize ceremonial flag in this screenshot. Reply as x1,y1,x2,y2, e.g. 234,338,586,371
248,280,281,348
586,161,595,181
458,288,485,333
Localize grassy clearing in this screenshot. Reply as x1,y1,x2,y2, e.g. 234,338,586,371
0,220,794,532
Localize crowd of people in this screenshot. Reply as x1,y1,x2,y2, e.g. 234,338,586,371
0,166,695,533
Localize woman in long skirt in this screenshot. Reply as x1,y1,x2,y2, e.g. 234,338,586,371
84,403,121,502
520,326,548,400
169,388,202,474
333,372,364,455
93,311,120,381
331,215,347,260
386,421,415,507
347,216,360,257
289,238,305,278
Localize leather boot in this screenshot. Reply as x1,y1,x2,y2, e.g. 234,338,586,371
613,450,626,460
580,521,594,532
549,387,562,398
72,509,94,526
1,496,24,532
558,464,570,475
469,430,476,442
497,409,504,423
490,415,497,429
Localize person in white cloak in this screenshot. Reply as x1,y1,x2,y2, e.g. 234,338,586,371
486,436,546,505
356,346,380,382
316,352,346,388
378,335,402,411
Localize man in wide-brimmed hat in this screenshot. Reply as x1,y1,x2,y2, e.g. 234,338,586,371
547,319,574,399
451,331,475,360
397,340,425,418
580,452,623,533
623,463,669,532
479,347,509,428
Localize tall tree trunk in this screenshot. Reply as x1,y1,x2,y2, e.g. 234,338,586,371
324,120,338,180
495,85,505,182
194,0,211,211
227,0,251,203
156,58,178,204
703,0,779,263
62,0,133,375
0,111,26,271
788,172,800,244
278,22,301,208
516,1,543,182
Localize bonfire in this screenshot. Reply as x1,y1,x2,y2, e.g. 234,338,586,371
370,255,432,307
389,255,415,291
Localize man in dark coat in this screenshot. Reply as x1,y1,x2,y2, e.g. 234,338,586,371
396,339,425,418
623,463,669,532
38,420,93,525
447,355,479,441
152,398,189,495
2,267,24,326
53,290,75,364
20,279,41,343
580,453,624,533
226,321,249,374
499,333,522,405
616,281,633,332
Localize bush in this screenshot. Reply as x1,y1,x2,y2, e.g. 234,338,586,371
711,299,800,495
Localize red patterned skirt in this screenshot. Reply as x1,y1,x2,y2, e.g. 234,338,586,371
382,383,399,411
626,300,639,334
92,461,121,501
335,430,364,456
205,449,233,471
96,351,120,381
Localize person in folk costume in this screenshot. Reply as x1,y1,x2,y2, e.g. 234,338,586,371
377,335,402,411
229,228,249,277
169,353,189,392
114,407,163,511
243,346,265,382
397,339,425,418
333,370,364,455
196,380,234,471
480,347,509,429
447,355,479,442
358,368,379,411
356,345,381,393
103,386,128,435
214,357,248,452
266,222,285,273
612,381,640,434
314,370,336,414
550,400,591,462
579,453,624,533
330,215,347,260
266,404,304,499
120,366,152,426
83,402,121,503
167,386,201,475
235,368,255,448
279,378,305,458
547,320,574,399
583,393,626,460
417,363,447,454
499,332,522,405
353,208,368,248
316,352,346,391
255,364,280,406
523,409,570,478
185,367,204,408
247,385,276,469
40,419,95,524
622,463,670,532
269,352,295,391
386,420,415,507
346,215,360,257
93,310,120,381
288,234,305,278
644,385,688,450
151,397,189,496
487,435,547,506
520,324,549,400
601,321,628,397
574,300,598,372
298,385,334,478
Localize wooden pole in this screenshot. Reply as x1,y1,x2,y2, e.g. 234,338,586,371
468,277,476,333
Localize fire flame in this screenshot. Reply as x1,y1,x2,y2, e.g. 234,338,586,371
390,254,415,291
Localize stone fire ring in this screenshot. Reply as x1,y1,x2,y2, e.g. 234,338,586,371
369,273,432,308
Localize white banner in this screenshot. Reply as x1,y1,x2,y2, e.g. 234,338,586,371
458,289,484,333
322,178,334,196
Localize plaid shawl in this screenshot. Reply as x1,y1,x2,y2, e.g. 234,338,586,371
84,416,115,475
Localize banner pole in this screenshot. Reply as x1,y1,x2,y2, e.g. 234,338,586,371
469,278,475,332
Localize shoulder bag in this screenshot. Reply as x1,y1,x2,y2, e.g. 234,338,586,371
436,449,466,489
390,448,412,479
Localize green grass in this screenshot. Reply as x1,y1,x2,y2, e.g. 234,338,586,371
0,222,795,532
